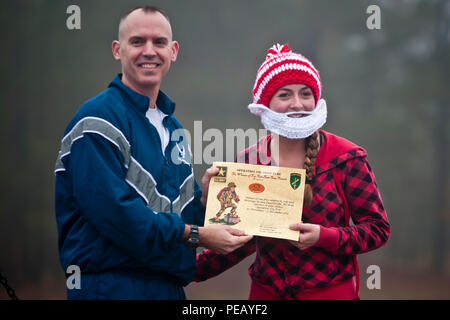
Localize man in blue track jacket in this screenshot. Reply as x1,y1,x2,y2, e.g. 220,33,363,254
54,5,252,300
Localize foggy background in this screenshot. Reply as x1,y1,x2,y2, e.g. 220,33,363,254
0,0,449,299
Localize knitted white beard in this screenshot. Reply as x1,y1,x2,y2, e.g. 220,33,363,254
248,99,327,139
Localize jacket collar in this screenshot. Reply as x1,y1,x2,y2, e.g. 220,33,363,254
108,74,176,115
314,130,367,175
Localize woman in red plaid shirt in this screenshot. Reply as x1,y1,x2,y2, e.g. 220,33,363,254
194,44,390,300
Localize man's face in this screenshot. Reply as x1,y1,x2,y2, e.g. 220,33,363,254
112,10,179,94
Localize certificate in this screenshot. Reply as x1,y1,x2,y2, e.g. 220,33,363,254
204,161,306,241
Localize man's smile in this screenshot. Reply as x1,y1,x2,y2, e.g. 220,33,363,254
138,62,160,69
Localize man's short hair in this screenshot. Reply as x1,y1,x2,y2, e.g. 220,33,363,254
120,5,170,24
118,5,171,39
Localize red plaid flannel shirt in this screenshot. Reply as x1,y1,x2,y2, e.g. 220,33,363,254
194,130,390,299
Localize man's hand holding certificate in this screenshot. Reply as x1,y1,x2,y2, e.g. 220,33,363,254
204,162,306,241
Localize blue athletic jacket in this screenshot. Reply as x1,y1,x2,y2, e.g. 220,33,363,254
54,74,204,296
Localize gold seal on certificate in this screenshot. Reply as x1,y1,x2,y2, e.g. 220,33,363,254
204,161,306,241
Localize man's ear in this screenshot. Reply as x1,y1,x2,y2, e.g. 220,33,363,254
112,40,121,60
170,40,179,62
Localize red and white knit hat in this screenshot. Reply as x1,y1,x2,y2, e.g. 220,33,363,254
252,43,322,107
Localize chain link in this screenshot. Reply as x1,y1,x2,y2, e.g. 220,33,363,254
0,271,19,300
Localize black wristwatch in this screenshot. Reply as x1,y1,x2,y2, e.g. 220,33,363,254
185,224,199,249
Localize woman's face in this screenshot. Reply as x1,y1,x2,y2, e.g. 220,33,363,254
268,83,315,117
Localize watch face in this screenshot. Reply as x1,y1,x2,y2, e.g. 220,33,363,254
189,235,199,244
187,237,199,248
186,225,199,248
